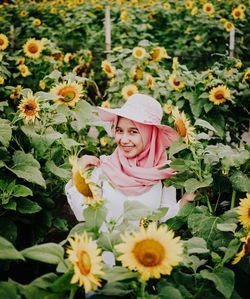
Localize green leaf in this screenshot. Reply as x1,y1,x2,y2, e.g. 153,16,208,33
184,237,209,254
158,286,183,299
13,185,33,197
83,204,108,231
123,200,151,221
53,218,69,232
170,159,186,171
0,217,17,243
230,171,250,193
200,267,234,299
21,243,64,264
102,265,139,283
181,255,207,273
49,270,74,292
97,232,122,252
221,239,241,265
147,207,169,221
0,281,21,299
169,139,188,158
194,119,217,132
100,282,133,296
0,236,25,260
0,122,12,147
17,198,42,214
45,160,71,180
217,223,237,232
184,176,213,194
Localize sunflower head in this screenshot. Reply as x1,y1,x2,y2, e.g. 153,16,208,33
18,92,40,124
131,65,144,81
50,80,84,107
67,232,104,293
232,8,245,20
0,33,9,51
20,10,27,17
149,47,168,62
33,18,41,26
168,73,185,91
163,2,171,9
224,21,234,32
203,3,214,14
209,84,230,105
191,6,198,15
242,68,250,83
185,0,194,10
101,100,111,109
121,84,138,100
146,73,154,89
232,231,250,265
18,64,31,77
236,193,250,228
23,38,43,59
101,60,116,78
132,47,147,59
115,222,183,281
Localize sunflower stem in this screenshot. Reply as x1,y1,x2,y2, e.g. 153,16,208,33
230,190,236,209
140,280,146,299
69,285,77,299
205,192,212,214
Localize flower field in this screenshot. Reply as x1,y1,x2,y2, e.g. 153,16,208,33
0,0,249,298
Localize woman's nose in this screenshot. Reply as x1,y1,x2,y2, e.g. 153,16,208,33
120,133,129,143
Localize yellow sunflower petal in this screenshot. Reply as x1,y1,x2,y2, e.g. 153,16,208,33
209,84,230,105
23,38,43,59
121,84,138,101
18,92,40,124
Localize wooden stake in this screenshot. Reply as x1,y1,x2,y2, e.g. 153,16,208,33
10,25,14,53
229,27,235,58
105,6,111,59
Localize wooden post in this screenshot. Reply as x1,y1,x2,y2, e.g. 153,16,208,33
229,27,235,58
10,25,14,53
105,6,111,59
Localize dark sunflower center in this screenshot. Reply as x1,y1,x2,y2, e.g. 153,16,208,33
28,44,38,54
77,250,91,275
0,39,4,46
133,239,164,267
206,6,211,12
235,11,240,17
127,90,134,97
173,79,180,86
105,65,112,73
215,91,224,100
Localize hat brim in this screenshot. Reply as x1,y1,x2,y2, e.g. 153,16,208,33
97,106,177,135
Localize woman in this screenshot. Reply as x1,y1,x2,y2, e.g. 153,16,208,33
65,94,195,229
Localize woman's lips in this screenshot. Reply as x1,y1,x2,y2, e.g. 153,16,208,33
121,145,134,152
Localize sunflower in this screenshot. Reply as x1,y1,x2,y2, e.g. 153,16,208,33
33,18,41,26
64,53,73,63
115,222,183,281
236,193,250,228
50,80,84,107
163,2,171,9
0,53,2,62
10,85,22,99
120,9,129,22
16,57,25,64
163,104,172,114
224,21,234,32
18,92,40,124
191,6,198,15
172,107,195,144
238,4,246,12
146,73,154,89
20,10,27,17
101,100,111,108
149,47,169,62
232,231,250,265
50,7,56,14
132,47,146,59
242,68,250,83
121,84,138,100
101,60,116,78
39,80,46,90
203,3,214,14
168,73,185,91
172,57,178,72
23,38,43,59
100,137,108,147
0,75,4,85
67,232,104,294
69,155,102,206
185,0,194,10
209,84,230,105
131,65,144,81
57,0,64,4
18,64,31,77
232,8,245,20
0,34,9,50
77,0,84,4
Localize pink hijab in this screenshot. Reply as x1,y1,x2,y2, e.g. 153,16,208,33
99,117,178,196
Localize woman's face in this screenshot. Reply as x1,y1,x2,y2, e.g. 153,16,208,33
115,117,143,158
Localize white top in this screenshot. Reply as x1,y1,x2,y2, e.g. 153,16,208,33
65,167,180,232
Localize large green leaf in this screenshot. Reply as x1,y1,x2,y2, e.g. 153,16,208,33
184,237,209,254
83,204,108,231
200,267,235,299
0,281,21,299
230,171,250,193
97,232,122,252
16,198,42,214
13,185,33,197
0,122,12,147
123,200,151,221
45,160,71,180
102,265,139,283
0,236,25,260
184,176,213,194
21,243,64,264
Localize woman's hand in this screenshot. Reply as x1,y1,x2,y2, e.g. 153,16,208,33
77,155,100,170
179,192,199,208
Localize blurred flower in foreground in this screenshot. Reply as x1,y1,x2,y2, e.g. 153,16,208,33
237,193,250,228
67,232,104,293
115,222,183,281
232,231,250,264
18,92,40,124
101,100,111,108
50,80,83,107
209,84,230,105
121,84,138,100
0,33,9,50
172,107,195,144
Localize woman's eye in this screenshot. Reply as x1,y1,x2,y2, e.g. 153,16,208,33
130,130,138,134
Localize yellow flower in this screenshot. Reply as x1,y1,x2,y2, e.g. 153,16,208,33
23,38,43,59
185,25,191,34
149,47,169,62
242,67,250,83
146,73,154,90
203,3,214,14
120,9,129,22
10,85,22,99
0,75,4,85
0,34,9,50
16,57,25,64
50,7,56,14
77,0,84,4
0,53,2,62
18,64,31,77
100,137,108,146
18,92,40,124
234,60,242,69
39,80,46,90
115,222,183,281
168,73,185,91
57,0,64,4
33,18,41,26
101,100,111,108
113,46,122,52
224,21,234,32
232,8,245,20
209,84,230,105
191,6,198,15
172,107,195,144
64,53,73,63
20,10,27,17
132,47,146,59
50,80,84,107
195,35,201,41
232,231,250,264
131,65,144,81
163,104,172,114
238,4,246,12
236,193,250,228
93,4,103,9
172,57,178,72
185,0,194,9
101,60,116,78
121,84,138,100
67,232,104,293
69,156,103,206
163,2,171,9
